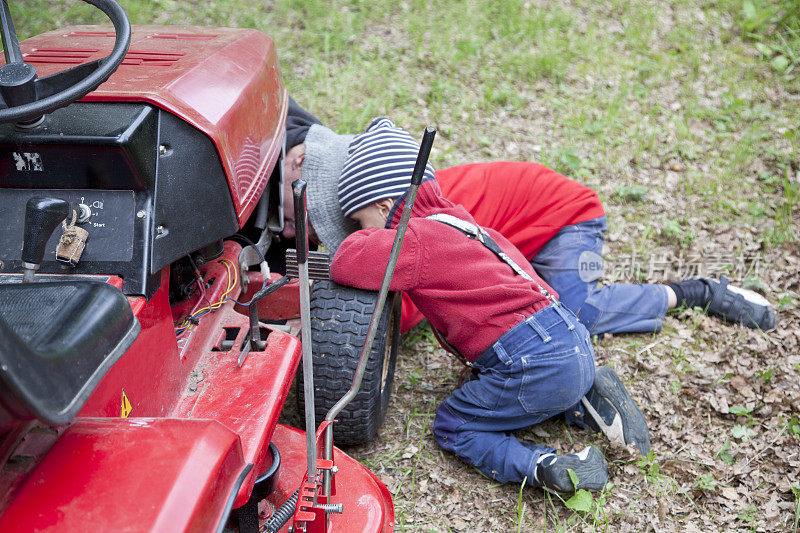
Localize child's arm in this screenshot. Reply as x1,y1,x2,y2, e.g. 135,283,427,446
330,226,422,291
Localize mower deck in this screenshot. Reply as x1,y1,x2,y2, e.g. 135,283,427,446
268,425,395,533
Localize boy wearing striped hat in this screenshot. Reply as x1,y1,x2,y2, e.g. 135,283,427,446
328,117,651,492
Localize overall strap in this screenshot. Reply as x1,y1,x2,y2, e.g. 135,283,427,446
426,213,559,305
430,322,474,368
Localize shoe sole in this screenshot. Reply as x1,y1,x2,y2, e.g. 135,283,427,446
582,367,651,456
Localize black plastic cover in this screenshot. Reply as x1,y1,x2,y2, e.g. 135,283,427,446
0,102,153,190
0,280,139,424
0,102,240,297
150,111,239,272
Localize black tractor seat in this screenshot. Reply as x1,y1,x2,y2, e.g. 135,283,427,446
0,281,139,425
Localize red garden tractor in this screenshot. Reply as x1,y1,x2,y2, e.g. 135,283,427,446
0,1,397,531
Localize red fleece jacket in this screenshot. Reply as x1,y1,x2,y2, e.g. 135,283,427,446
437,162,604,257
400,161,605,332
330,180,557,361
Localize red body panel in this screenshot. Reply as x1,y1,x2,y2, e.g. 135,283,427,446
17,26,287,225
237,272,301,320
0,418,245,532
79,267,183,417
80,242,243,418
76,241,304,509
171,306,302,508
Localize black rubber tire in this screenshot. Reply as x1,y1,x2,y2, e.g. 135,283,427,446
297,279,400,446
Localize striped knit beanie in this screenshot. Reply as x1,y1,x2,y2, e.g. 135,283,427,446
338,118,436,217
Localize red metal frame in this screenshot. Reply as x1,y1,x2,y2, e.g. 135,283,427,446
237,272,301,321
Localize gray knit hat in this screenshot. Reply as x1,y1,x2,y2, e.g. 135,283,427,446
339,118,436,216
302,123,358,251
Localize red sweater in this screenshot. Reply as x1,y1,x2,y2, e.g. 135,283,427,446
400,161,605,332
330,180,556,361
437,162,604,256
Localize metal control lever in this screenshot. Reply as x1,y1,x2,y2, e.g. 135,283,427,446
293,178,319,490
21,197,70,282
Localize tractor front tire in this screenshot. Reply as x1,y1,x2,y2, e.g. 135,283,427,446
297,280,400,446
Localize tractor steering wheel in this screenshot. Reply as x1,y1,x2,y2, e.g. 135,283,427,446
0,0,131,125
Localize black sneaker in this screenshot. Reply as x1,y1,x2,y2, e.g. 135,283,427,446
582,366,651,456
668,276,776,330
532,446,608,493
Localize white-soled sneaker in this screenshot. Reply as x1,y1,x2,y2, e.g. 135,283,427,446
532,446,608,493
670,276,776,330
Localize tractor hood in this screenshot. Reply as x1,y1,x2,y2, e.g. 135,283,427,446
15,25,287,225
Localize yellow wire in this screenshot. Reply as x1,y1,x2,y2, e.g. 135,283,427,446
176,258,239,332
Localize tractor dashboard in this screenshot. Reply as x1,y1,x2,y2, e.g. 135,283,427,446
0,102,240,298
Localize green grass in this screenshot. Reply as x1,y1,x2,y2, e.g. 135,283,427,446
736,0,800,71
767,169,800,243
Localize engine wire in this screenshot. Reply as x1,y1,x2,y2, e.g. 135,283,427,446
174,238,278,336
187,256,210,317
175,259,237,335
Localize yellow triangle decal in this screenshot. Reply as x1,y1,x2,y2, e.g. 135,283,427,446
121,389,132,418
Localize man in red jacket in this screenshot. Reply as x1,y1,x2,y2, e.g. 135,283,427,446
326,117,651,492
282,99,777,335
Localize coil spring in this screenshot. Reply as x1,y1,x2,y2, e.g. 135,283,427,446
260,489,299,533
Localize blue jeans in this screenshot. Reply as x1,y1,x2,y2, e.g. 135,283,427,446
531,216,669,336
432,304,595,484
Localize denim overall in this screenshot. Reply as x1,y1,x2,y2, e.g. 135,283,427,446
427,214,595,484
531,216,669,336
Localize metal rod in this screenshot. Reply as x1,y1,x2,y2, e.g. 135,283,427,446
323,127,436,494
293,179,318,488
0,0,23,65
21,263,37,283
